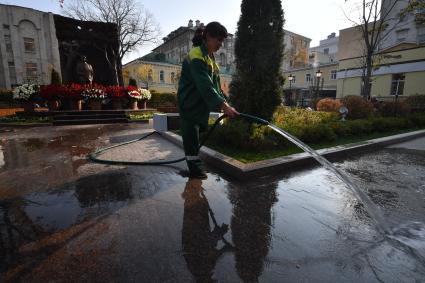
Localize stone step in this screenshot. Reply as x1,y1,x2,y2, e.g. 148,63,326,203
50,110,128,116
53,118,129,126
53,113,128,120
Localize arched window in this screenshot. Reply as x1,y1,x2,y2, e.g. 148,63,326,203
171,72,175,83
148,69,153,81
159,70,164,83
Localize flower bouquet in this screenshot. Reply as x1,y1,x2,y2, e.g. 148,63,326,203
106,85,126,109
127,86,141,110
12,84,40,101
138,88,151,109
13,84,40,112
39,84,65,110
81,84,107,100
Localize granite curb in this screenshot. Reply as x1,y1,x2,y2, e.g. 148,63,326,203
160,129,425,180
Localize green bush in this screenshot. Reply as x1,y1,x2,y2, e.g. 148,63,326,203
379,100,411,117
329,121,352,137
408,113,425,127
150,92,177,107
51,69,62,85
346,119,374,135
405,95,425,112
370,117,411,132
341,95,374,119
0,89,13,102
298,124,337,143
273,106,339,128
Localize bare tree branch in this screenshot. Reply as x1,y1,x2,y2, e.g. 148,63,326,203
62,0,161,61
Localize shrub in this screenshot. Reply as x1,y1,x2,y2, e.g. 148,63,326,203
316,98,342,112
370,117,411,132
329,121,352,137
129,78,137,87
298,124,337,143
341,95,374,119
0,89,13,103
405,95,425,112
408,113,425,127
379,101,411,117
51,69,62,85
273,106,339,129
150,92,177,107
346,119,374,135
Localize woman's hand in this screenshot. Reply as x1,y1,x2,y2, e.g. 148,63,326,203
221,102,239,118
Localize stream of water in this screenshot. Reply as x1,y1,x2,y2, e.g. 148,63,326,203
268,124,425,262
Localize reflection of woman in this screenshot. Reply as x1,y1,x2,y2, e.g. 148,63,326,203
178,22,239,179
181,178,230,283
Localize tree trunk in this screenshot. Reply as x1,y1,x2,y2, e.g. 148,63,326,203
363,53,373,100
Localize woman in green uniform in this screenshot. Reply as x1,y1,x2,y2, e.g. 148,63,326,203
178,21,239,179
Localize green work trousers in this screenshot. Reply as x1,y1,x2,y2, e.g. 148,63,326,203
181,118,207,174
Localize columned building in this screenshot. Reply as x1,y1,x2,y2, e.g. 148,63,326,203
0,4,61,88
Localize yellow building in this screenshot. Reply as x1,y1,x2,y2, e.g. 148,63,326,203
283,62,339,105
123,59,181,93
337,25,425,99
337,46,425,98
123,56,233,95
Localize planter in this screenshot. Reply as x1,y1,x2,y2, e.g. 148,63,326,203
23,101,34,112
70,99,82,111
130,99,139,110
112,99,122,110
138,100,147,110
89,100,102,110
48,100,60,111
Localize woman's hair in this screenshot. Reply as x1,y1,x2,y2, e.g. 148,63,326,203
192,21,228,47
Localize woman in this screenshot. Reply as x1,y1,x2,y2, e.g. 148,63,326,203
178,21,239,179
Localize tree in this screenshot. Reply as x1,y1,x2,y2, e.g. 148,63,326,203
401,0,425,24
63,0,160,85
135,64,153,89
51,68,62,85
344,0,411,99
229,0,284,120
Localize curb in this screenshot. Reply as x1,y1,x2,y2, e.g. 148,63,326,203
0,123,52,128
160,129,425,180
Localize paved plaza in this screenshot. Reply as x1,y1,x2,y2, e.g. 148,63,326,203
1,123,425,282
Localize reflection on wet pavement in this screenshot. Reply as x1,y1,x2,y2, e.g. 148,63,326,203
0,125,424,282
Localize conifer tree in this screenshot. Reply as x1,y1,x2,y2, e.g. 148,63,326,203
51,68,62,85
230,0,284,120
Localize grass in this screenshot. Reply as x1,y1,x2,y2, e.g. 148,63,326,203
129,111,155,121
204,127,423,163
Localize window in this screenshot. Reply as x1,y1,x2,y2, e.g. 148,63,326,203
148,69,153,81
396,29,409,42
4,35,12,52
8,62,17,84
24,37,35,52
330,70,337,80
305,73,311,82
171,72,175,83
220,53,226,66
391,74,405,96
25,62,38,82
159,70,164,83
324,48,329,55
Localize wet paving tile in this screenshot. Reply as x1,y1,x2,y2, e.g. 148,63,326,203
0,125,424,282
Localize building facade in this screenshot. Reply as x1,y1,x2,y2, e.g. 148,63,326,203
282,30,311,71
309,32,339,66
0,4,61,89
336,1,425,99
152,20,235,70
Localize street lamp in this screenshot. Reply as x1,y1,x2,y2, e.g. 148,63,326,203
288,74,294,106
315,69,323,101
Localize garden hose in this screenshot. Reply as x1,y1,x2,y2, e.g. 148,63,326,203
88,113,270,166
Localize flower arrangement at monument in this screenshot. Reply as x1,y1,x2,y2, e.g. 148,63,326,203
12,84,40,101
63,83,84,100
106,85,126,99
138,88,152,101
39,84,66,101
81,84,107,100
127,86,142,100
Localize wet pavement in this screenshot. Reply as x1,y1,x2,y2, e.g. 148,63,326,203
0,124,425,282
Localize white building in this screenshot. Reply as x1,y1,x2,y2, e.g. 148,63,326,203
379,0,425,51
0,4,61,89
309,32,339,65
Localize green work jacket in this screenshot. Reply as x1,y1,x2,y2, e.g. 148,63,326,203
177,43,226,126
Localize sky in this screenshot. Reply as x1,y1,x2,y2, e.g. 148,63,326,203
1,0,357,63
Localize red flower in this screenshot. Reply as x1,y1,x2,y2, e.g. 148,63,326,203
39,85,66,100
106,85,126,99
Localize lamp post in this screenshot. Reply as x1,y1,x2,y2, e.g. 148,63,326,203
288,74,294,106
315,69,322,103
